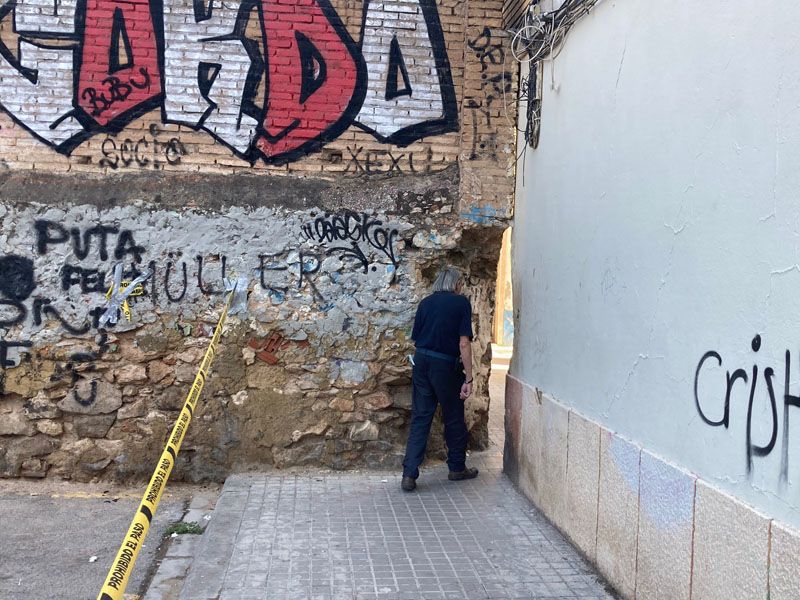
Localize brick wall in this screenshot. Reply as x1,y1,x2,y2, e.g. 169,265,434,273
0,0,515,209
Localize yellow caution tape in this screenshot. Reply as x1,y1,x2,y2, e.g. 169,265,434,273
97,290,234,600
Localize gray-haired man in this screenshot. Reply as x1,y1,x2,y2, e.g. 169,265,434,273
401,267,479,492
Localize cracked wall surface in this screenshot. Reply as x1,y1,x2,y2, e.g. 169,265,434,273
510,0,800,530
0,0,517,481
508,1,800,596
508,0,800,567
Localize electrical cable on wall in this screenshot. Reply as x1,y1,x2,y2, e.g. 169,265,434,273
507,0,604,149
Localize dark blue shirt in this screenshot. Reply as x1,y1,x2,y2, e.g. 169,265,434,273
411,291,473,358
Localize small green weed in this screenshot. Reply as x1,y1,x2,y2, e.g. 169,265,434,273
165,521,204,536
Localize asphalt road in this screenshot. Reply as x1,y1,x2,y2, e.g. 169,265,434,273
0,482,187,600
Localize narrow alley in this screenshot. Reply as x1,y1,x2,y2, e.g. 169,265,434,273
165,371,615,600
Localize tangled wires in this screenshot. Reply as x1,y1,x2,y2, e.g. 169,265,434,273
509,0,603,148
511,0,604,64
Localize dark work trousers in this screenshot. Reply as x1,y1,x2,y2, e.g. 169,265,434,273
402,352,467,479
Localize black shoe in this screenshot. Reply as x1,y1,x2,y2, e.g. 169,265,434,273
448,467,479,481
401,476,417,492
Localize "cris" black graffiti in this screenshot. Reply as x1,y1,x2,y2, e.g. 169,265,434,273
694,334,800,480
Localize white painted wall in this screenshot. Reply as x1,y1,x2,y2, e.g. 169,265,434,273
512,0,800,527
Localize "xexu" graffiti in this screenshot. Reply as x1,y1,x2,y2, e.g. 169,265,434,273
0,0,458,163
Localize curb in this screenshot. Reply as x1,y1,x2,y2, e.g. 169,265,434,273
141,490,219,600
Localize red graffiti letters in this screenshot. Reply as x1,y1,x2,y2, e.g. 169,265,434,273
78,0,161,125
257,0,365,162
0,0,458,161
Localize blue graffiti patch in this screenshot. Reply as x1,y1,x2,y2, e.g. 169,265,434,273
461,204,498,224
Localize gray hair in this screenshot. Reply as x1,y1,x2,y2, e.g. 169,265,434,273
432,267,462,292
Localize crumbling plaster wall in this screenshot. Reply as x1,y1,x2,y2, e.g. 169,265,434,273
0,171,508,481
0,0,517,481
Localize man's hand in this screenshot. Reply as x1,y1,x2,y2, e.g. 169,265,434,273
459,335,473,401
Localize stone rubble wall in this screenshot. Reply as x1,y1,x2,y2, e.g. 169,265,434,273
0,172,506,481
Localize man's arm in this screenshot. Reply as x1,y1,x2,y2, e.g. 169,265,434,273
459,335,473,400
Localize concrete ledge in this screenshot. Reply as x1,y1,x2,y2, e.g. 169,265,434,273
0,166,460,213
502,373,523,481
636,449,695,600
597,430,640,599
538,393,569,526
503,376,800,600
769,520,800,599
564,411,600,561
691,480,769,600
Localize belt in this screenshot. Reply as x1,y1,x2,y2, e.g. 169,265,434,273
415,348,460,363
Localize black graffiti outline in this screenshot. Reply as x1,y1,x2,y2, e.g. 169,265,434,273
197,62,221,101
0,298,26,327
99,132,185,169
144,259,157,302
296,30,327,104
466,97,495,160
346,145,366,174
72,379,98,406
81,68,152,118
35,220,145,263
694,335,783,475
0,255,36,301
32,298,92,334
780,350,800,483
0,0,166,154
0,0,458,160
746,364,778,471
109,7,134,74
164,256,188,302
0,339,32,393
0,8,94,155
72,0,165,134
387,151,403,174
290,251,326,306
0,339,31,368
327,242,369,273
354,0,458,146
384,34,411,101
48,330,109,391
69,225,120,260
196,254,226,295
342,145,446,176
193,0,215,22
364,150,403,175
100,136,145,168
257,253,290,297
160,0,266,163
468,26,505,72
60,264,107,293
302,211,400,271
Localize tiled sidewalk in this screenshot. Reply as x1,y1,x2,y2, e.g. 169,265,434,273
178,374,615,600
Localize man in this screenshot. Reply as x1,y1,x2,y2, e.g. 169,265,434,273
401,266,478,492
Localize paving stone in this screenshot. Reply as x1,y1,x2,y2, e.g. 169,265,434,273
172,375,613,600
